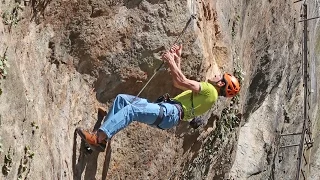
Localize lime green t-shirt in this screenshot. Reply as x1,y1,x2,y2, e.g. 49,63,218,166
173,82,218,121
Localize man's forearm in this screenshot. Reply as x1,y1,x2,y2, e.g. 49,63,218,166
167,59,187,88
171,58,186,90
176,57,181,70
162,50,200,92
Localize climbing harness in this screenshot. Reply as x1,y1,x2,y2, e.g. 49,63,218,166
152,106,164,128
190,92,195,117
152,93,185,129
189,92,204,129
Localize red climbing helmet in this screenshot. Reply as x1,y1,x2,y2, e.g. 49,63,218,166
223,73,240,97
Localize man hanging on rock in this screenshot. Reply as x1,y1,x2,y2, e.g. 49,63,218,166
76,44,240,152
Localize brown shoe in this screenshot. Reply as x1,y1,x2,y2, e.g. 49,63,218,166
76,127,106,152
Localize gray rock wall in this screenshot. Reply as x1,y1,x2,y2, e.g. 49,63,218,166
0,0,319,180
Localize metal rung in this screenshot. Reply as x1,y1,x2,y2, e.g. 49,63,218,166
280,132,302,136
299,16,320,22
280,142,311,149
280,144,300,148
294,0,303,3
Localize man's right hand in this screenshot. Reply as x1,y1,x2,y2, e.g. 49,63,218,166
162,44,201,92
170,44,183,57
189,117,204,129
161,51,175,64
169,44,183,68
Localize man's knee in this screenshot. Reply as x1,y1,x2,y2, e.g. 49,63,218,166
116,94,128,100
115,94,134,102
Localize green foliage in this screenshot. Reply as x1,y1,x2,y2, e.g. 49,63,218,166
220,104,241,131
231,14,240,39
31,121,39,129
2,147,13,176
219,57,244,131
0,52,9,96
0,55,9,79
31,121,39,135
0,136,3,154
24,146,35,159
2,4,22,28
17,146,34,179
235,15,240,22
231,28,236,39
233,57,245,85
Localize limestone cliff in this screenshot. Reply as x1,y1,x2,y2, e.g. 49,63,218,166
0,0,319,179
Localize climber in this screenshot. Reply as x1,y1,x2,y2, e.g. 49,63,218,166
76,44,240,152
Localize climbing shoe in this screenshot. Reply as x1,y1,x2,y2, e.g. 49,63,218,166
76,127,106,152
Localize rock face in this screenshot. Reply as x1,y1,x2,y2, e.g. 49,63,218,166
0,0,319,180
230,0,303,179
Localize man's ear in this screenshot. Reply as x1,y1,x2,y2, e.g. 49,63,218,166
208,74,223,83
218,81,225,87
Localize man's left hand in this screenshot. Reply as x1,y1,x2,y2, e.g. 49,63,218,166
189,117,205,129
162,51,175,64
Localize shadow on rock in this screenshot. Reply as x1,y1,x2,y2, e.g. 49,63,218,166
72,109,112,180
124,0,143,9
124,0,166,8
175,121,201,154
102,141,112,179
175,114,219,156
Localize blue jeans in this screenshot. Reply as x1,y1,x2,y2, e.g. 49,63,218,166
99,94,180,138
